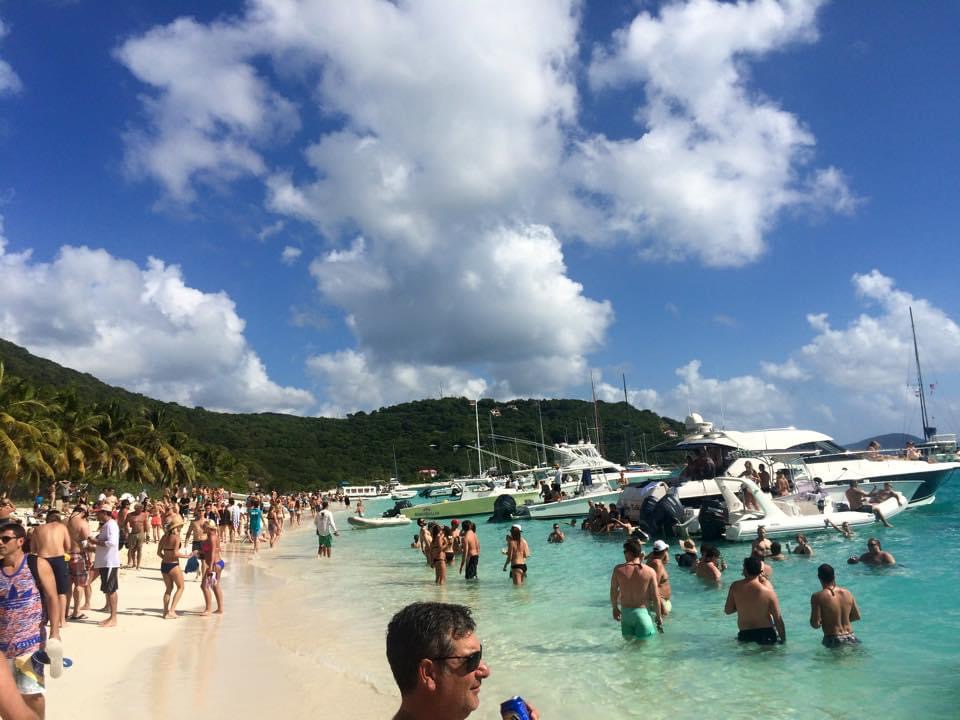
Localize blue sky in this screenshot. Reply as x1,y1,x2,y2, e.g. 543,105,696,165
0,0,958,443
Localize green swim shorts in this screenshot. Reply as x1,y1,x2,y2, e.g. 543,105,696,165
317,533,333,548
621,607,656,639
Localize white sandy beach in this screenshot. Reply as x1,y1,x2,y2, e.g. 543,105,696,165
45,515,396,720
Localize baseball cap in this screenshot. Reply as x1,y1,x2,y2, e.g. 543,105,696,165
451,519,460,526
652,539,669,553
511,524,522,532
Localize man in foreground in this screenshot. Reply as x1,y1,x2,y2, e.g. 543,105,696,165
610,540,663,639
386,601,538,720
810,564,861,647
314,500,339,559
1,521,62,719
724,555,786,645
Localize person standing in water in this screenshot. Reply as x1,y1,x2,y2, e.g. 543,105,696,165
314,500,339,559
724,556,786,645
810,563,861,647
503,525,530,585
459,521,480,581
646,540,672,615
610,539,663,639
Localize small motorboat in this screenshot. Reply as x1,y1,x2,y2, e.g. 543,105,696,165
347,515,412,529
715,477,907,542
391,490,418,500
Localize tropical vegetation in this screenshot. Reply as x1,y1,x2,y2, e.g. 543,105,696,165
0,337,684,496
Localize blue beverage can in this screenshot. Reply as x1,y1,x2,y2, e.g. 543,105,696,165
500,696,531,720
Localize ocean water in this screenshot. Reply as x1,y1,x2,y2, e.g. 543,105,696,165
255,485,960,719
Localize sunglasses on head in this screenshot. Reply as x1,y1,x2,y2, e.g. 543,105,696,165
433,646,483,673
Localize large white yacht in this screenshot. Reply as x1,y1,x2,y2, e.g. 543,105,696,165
677,413,958,506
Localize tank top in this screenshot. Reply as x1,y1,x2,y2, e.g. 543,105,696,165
0,555,43,658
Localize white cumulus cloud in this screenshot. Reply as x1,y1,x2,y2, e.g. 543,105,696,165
0,219,314,414
0,18,22,96
280,245,301,264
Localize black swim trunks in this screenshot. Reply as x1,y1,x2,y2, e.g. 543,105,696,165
44,555,71,595
510,563,528,574
737,627,779,645
99,567,119,594
465,555,479,580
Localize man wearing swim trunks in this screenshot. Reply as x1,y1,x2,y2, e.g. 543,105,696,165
459,521,480,580
124,504,149,570
810,563,861,648
67,506,92,620
611,540,663,639
89,506,120,628
724,556,785,645
314,501,338,559
29,510,72,625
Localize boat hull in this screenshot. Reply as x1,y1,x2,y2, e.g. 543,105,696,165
526,490,622,520
401,490,541,519
347,515,411,528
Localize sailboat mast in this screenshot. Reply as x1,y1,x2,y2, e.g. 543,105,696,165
474,399,483,475
537,399,546,466
910,307,932,441
590,372,604,456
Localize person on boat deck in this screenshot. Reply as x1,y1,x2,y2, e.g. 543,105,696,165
738,461,759,481
678,455,696,482
866,440,883,460
810,563,862,648
868,482,903,509
386,601,539,720
904,441,921,461
757,464,772,494
848,537,896,566
844,480,894,528
824,518,854,538
791,534,814,556
538,481,550,501
739,483,761,512
693,448,716,480
724,555,786,646
773,469,792,497
551,464,563,495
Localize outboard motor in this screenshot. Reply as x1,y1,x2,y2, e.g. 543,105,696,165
640,494,660,532
697,498,728,541
489,494,517,523
382,500,413,518
652,493,685,537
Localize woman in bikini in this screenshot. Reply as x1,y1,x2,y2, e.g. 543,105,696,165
159,515,186,619
200,519,224,615
430,524,448,586
267,504,281,548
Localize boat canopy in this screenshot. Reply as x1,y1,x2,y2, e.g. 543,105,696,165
678,427,838,453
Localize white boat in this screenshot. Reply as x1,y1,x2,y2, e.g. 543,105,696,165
347,515,412,528
714,477,907,542
526,485,622,520
676,413,958,506
390,490,418,500
624,462,672,482
339,484,391,499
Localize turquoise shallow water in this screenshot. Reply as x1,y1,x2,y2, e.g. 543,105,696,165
269,484,960,719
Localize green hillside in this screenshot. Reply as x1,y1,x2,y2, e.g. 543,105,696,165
0,337,683,491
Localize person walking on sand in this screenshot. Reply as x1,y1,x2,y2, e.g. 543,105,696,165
200,520,224,616
124,504,149,569
386,601,540,720
810,563,862,647
89,505,120,628
66,505,92,620
247,500,264,553
158,515,186,619
459,521,480,581
503,524,530,586
610,539,663,639
28,510,71,625
724,556,786,645
314,500,339,559
0,521,63,719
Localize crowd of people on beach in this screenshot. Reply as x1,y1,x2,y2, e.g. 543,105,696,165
0,483,353,719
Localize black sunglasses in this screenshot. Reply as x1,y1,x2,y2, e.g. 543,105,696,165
0,536,18,544
433,646,483,673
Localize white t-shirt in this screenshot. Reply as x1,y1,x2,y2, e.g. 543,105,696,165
314,509,337,536
229,505,242,524
93,519,120,569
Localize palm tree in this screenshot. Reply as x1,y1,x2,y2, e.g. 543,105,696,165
0,364,60,495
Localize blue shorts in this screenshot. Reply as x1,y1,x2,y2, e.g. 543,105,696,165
621,607,655,639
